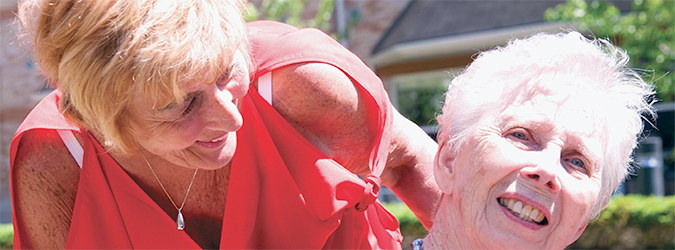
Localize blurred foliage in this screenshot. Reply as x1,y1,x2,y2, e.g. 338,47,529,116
397,85,446,126
545,0,675,102
569,194,675,249
244,0,334,34
0,224,12,249
382,202,428,249
384,195,675,249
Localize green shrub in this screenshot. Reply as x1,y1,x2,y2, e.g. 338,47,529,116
0,224,12,249
383,195,675,249
382,202,428,248
569,195,675,249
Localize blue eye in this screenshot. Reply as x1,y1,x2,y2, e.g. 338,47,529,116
570,158,585,168
512,131,527,140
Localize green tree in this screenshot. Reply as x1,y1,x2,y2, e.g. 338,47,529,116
545,0,675,102
245,0,335,34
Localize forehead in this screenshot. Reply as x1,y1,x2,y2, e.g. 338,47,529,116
498,73,607,134
500,94,598,134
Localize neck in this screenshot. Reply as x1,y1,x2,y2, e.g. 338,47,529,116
423,195,463,249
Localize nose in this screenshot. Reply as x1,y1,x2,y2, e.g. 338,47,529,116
204,84,244,131
520,151,562,194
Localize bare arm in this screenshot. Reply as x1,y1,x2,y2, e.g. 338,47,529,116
270,62,440,229
12,129,81,249
382,110,441,229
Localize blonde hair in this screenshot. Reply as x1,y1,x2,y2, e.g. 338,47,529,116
437,32,655,219
17,0,250,153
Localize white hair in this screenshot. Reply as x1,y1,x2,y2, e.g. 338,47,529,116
437,32,655,218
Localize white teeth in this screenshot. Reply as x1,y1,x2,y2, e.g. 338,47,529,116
529,208,539,221
211,134,227,142
520,205,532,220
499,198,546,224
512,201,523,214
535,210,545,222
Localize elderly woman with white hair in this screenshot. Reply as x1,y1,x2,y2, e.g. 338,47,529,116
414,32,655,249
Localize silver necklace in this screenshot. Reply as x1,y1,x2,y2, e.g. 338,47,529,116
140,151,198,230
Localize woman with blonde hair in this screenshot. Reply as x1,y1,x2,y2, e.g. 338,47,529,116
10,0,440,248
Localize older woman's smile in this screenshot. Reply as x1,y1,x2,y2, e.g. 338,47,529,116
429,93,607,248
497,197,547,225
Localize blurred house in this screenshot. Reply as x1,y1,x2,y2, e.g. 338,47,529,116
365,0,672,200
1,0,48,223
369,0,632,135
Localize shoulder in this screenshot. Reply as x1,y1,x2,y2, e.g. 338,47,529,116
12,129,81,248
269,62,375,174
271,63,364,131
14,129,82,177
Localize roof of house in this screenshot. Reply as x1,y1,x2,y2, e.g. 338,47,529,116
372,0,633,55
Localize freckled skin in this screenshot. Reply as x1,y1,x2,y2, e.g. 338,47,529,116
13,130,80,249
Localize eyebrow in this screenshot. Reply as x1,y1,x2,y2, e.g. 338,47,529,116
498,114,555,133
157,103,176,112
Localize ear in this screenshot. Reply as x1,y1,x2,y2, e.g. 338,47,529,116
434,141,455,194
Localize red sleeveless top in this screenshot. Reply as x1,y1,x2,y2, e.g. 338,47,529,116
10,21,402,249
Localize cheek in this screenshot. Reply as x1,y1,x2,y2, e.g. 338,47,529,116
452,142,497,205
233,80,249,99
227,74,249,101
561,178,601,219
142,120,205,151
473,137,522,180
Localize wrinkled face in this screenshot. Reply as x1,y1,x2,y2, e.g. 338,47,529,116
437,93,606,249
127,50,250,170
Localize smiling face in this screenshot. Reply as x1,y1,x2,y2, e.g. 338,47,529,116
125,50,250,170
435,91,606,249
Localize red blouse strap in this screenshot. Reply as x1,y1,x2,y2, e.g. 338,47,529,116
355,174,382,211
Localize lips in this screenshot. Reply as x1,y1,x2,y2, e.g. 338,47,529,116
195,133,229,148
498,197,548,225
209,134,228,143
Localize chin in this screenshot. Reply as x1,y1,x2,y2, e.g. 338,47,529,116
200,147,236,170
189,137,237,170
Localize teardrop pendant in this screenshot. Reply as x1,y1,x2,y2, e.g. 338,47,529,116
176,211,185,230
